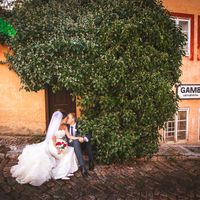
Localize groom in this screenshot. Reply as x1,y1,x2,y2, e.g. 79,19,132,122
65,113,94,177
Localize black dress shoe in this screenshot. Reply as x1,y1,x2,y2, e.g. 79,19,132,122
89,161,94,171
80,166,88,177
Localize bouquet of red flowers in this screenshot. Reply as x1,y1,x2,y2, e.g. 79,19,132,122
55,139,68,153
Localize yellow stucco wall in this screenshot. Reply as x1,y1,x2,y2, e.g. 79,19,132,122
163,0,200,143
0,45,46,135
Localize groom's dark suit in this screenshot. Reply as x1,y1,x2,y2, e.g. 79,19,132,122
66,123,93,168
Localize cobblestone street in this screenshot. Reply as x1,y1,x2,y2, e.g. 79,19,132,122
0,136,200,200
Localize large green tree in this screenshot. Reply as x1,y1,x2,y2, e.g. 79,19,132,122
7,0,185,163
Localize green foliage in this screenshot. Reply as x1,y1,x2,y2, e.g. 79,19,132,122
7,0,185,164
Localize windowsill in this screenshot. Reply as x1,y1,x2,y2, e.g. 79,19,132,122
162,139,188,144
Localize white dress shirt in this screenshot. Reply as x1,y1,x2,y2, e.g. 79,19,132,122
69,123,76,136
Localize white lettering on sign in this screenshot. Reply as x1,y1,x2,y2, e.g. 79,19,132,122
177,84,200,99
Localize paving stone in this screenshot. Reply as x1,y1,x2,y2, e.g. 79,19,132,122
0,153,5,159
6,177,17,186
0,145,11,153
46,181,55,188
87,195,96,200
39,194,52,200
0,158,9,170
12,183,25,193
6,151,19,159
1,185,11,193
0,192,11,200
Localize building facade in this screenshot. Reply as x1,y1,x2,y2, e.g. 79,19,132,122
0,0,200,143
162,0,200,144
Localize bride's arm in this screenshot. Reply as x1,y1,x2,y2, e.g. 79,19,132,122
52,135,62,154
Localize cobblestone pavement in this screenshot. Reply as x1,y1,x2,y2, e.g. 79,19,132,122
0,135,200,200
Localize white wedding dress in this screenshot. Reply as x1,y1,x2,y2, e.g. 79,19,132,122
49,130,78,180
10,111,78,186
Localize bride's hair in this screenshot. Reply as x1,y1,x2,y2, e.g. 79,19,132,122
59,111,68,127
61,111,67,119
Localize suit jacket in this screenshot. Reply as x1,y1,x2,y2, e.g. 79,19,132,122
66,122,92,142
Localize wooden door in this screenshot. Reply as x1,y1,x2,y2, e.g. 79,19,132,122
45,87,76,126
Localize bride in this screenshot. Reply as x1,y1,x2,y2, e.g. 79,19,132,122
10,111,81,186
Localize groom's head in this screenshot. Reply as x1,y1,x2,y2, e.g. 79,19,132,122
67,113,76,125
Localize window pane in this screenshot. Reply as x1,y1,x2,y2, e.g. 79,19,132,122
168,127,174,131
177,131,186,140
182,34,189,55
179,20,189,32
167,132,174,137
177,111,187,140
164,119,175,140
164,110,188,142
183,46,188,55
166,132,175,142
178,111,186,120
176,19,190,56
178,121,186,130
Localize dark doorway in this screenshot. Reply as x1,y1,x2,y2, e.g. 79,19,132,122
45,87,76,127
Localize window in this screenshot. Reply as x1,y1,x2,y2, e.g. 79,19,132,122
164,118,175,140
170,13,194,60
172,17,191,57
164,109,188,142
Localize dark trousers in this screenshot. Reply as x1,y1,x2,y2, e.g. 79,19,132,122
69,139,93,167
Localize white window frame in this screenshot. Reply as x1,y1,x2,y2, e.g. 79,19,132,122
171,17,191,57
164,108,189,142
164,118,175,140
